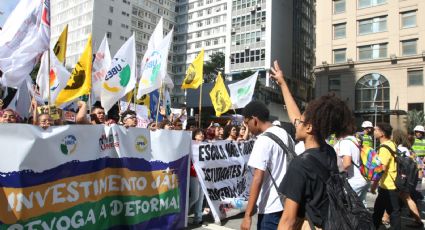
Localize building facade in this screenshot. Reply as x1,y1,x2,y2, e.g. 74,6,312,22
314,0,425,128
51,0,176,71
224,0,315,118
172,0,229,104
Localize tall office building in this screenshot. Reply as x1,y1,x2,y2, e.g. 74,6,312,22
314,0,425,127
172,0,229,104
51,0,176,70
224,0,315,115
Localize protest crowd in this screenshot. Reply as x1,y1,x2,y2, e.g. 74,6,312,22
1,1,425,230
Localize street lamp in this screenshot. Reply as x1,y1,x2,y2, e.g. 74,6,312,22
370,74,383,150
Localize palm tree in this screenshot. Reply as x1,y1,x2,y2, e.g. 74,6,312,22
407,110,425,133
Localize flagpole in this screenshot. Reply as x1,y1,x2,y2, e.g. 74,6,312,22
198,81,203,128
155,82,163,125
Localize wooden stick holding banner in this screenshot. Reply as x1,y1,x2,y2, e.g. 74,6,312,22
198,80,203,128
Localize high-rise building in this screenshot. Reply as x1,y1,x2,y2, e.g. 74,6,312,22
51,0,176,70
314,0,425,128
172,0,229,104
224,0,315,118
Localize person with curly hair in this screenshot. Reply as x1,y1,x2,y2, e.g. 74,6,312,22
269,61,356,229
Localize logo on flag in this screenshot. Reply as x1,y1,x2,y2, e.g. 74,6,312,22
237,85,251,99
141,51,162,86
184,63,196,85
103,58,131,93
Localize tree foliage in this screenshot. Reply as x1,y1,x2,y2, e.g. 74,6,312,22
203,52,225,83
407,110,425,132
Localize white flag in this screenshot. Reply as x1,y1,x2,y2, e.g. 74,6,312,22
36,51,50,101
6,76,32,119
228,71,259,109
101,35,136,113
139,17,163,77
49,52,71,104
137,27,173,98
92,35,112,103
0,0,50,87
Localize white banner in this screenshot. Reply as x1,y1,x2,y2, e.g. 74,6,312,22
191,140,255,224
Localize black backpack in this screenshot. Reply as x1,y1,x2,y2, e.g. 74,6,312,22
302,153,374,230
380,145,418,192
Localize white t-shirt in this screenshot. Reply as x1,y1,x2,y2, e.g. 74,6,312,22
295,141,305,155
334,136,367,186
247,126,294,214
398,145,410,157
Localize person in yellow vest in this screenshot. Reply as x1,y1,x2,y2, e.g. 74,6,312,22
356,121,374,148
413,125,425,182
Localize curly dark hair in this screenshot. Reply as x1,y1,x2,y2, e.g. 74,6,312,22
192,128,205,140
303,94,356,147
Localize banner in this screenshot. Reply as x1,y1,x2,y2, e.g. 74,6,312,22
191,140,255,224
0,125,191,229
228,71,258,109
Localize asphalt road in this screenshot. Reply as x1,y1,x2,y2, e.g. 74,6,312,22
187,182,425,230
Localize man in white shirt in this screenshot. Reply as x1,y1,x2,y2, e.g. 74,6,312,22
240,101,295,230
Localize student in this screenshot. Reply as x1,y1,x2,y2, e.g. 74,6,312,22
371,123,400,230
190,129,206,225
269,61,354,229
120,110,137,129
240,100,295,230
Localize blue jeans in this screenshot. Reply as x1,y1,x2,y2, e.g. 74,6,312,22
257,211,283,230
189,177,204,223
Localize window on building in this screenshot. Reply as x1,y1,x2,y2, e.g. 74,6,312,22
328,75,341,96
109,6,114,13
358,0,386,9
355,73,390,112
401,39,417,56
408,69,423,86
333,23,346,39
107,32,112,38
108,19,112,25
401,11,416,28
358,43,387,60
408,103,424,112
333,0,345,14
358,16,387,35
333,48,346,63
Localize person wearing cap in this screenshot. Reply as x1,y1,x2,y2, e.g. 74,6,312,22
121,110,137,129
356,121,374,148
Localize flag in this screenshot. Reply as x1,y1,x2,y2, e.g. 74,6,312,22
55,35,92,106
49,53,71,104
6,76,32,119
137,18,174,98
181,49,204,89
228,71,258,109
36,50,50,101
92,35,111,103
101,35,136,113
209,73,232,117
53,24,68,64
164,87,171,116
0,0,50,87
149,89,164,121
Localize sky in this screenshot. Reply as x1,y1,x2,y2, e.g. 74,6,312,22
0,0,20,28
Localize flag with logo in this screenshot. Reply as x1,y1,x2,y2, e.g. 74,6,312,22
92,35,112,103
137,19,174,98
181,49,204,89
55,35,92,106
36,51,50,101
0,0,50,87
228,71,258,109
49,53,72,105
210,73,232,117
101,35,136,113
53,24,68,64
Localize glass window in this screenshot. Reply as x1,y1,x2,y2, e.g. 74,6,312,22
355,73,390,112
401,39,417,56
358,0,386,9
408,70,423,86
333,0,345,14
334,23,346,39
401,11,416,28
408,103,424,112
333,48,346,63
358,43,387,60
358,16,387,35
328,75,341,96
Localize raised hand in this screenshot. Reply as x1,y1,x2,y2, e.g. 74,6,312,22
269,60,285,86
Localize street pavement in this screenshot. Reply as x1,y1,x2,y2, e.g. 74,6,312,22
187,182,425,230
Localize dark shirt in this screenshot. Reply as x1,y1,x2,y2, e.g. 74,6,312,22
278,144,338,226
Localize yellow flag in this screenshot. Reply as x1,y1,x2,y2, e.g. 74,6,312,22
53,24,68,63
55,35,92,106
181,49,204,89
209,72,232,117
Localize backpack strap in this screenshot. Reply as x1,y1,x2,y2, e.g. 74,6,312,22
262,132,295,206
